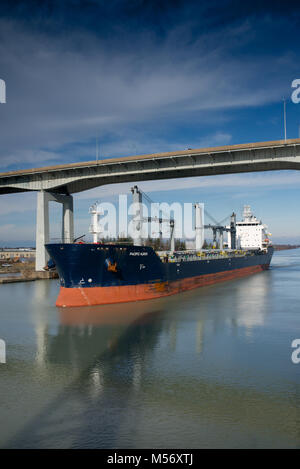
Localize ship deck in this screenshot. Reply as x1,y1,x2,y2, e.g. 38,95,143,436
155,249,263,263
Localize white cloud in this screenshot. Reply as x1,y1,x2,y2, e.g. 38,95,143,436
0,192,36,216
0,223,34,241
0,17,295,169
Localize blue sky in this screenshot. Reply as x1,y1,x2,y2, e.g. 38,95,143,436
0,0,300,245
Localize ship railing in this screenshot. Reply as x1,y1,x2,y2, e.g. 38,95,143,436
156,249,252,263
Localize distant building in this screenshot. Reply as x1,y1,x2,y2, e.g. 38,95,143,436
0,248,35,260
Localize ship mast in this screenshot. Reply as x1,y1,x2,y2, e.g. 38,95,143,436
89,203,103,243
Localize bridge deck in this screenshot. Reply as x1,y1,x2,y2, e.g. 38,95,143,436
0,138,299,194
1,138,299,177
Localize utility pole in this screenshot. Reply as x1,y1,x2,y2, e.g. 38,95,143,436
96,137,99,163
283,98,287,141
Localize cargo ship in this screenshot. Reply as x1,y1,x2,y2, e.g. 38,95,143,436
46,199,273,307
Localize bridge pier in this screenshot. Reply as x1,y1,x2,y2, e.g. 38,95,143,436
61,195,74,243
35,191,74,271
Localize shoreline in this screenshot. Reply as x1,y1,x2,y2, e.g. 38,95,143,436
0,271,58,283
273,245,300,251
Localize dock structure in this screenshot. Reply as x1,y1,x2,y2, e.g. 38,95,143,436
0,138,300,270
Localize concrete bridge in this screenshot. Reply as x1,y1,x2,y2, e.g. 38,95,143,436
0,138,300,270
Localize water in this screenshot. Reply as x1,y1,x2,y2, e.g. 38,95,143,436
0,272,21,277
0,249,299,448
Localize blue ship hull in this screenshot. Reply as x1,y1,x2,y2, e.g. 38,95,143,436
46,244,273,307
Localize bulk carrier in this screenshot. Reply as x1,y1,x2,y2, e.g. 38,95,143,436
46,194,273,307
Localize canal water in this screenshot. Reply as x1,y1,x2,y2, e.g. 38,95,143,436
0,249,299,448
0,272,22,278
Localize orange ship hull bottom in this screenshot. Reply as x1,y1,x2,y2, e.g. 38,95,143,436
56,264,269,307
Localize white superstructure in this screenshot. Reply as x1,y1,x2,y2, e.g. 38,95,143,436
227,205,271,250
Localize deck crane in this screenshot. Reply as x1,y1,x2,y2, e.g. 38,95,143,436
204,210,236,249
131,186,175,252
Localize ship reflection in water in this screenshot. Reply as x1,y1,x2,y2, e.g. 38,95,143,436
1,249,300,448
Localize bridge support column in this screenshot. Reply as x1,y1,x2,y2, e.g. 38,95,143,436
36,191,50,271
62,195,74,243
35,191,74,271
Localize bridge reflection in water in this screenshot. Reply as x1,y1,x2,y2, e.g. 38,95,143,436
4,255,300,448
